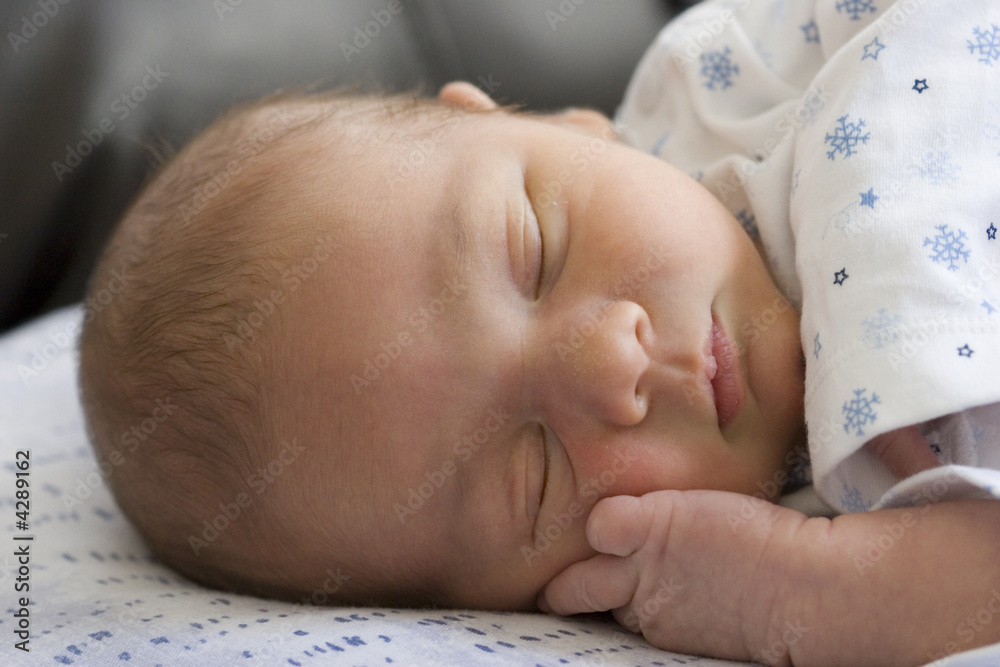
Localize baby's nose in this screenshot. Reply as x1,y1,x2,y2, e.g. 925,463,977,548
547,301,650,426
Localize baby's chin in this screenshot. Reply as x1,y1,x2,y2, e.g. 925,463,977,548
759,411,808,499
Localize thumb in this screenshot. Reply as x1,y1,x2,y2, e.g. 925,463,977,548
587,495,652,556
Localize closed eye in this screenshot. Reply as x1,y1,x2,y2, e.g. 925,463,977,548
531,423,551,537
525,197,545,299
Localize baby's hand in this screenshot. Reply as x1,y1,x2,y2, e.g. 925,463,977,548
538,490,811,665
864,424,940,480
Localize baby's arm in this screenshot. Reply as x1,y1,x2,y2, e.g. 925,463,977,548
540,490,1000,666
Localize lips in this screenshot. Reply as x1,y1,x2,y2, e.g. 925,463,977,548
706,318,746,427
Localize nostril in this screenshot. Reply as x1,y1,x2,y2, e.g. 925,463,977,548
634,389,647,419
634,306,653,350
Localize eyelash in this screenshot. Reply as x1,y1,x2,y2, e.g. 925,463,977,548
531,206,545,300
537,423,551,513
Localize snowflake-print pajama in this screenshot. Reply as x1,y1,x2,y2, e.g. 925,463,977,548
617,0,1000,513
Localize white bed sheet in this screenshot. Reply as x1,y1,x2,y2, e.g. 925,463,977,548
0,306,746,667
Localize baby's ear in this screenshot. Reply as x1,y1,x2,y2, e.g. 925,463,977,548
438,81,498,111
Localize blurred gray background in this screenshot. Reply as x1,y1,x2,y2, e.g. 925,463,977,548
0,0,693,333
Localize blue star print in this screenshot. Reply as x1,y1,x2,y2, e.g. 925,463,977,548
988,223,997,240
862,36,885,61
912,79,928,93
801,20,820,43
814,332,822,358
958,344,974,358
860,188,878,208
984,300,998,315
834,268,849,285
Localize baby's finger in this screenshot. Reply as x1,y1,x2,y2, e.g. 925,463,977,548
587,494,655,556
865,425,940,480
538,554,639,617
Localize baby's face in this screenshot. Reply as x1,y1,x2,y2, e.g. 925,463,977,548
276,87,805,609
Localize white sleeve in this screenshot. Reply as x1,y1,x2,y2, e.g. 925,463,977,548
791,1,1000,512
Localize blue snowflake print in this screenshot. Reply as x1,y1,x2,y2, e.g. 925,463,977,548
968,24,1000,66
836,0,877,21
916,151,961,185
843,388,880,437
859,188,878,208
912,79,928,93
923,224,970,271
737,209,760,243
988,222,997,240
958,344,974,358
840,482,872,513
825,115,870,160
861,308,901,350
700,47,740,90
801,20,820,43
862,36,885,61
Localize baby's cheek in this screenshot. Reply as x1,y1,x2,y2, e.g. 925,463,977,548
517,509,595,583
569,444,657,497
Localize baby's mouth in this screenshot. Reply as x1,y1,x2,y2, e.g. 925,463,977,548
705,317,746,428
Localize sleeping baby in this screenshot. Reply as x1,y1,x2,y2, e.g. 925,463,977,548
78,0,1000,665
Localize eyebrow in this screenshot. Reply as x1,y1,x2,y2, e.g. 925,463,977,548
445,184,473,284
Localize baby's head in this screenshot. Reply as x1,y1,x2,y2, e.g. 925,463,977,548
79,82,805,610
